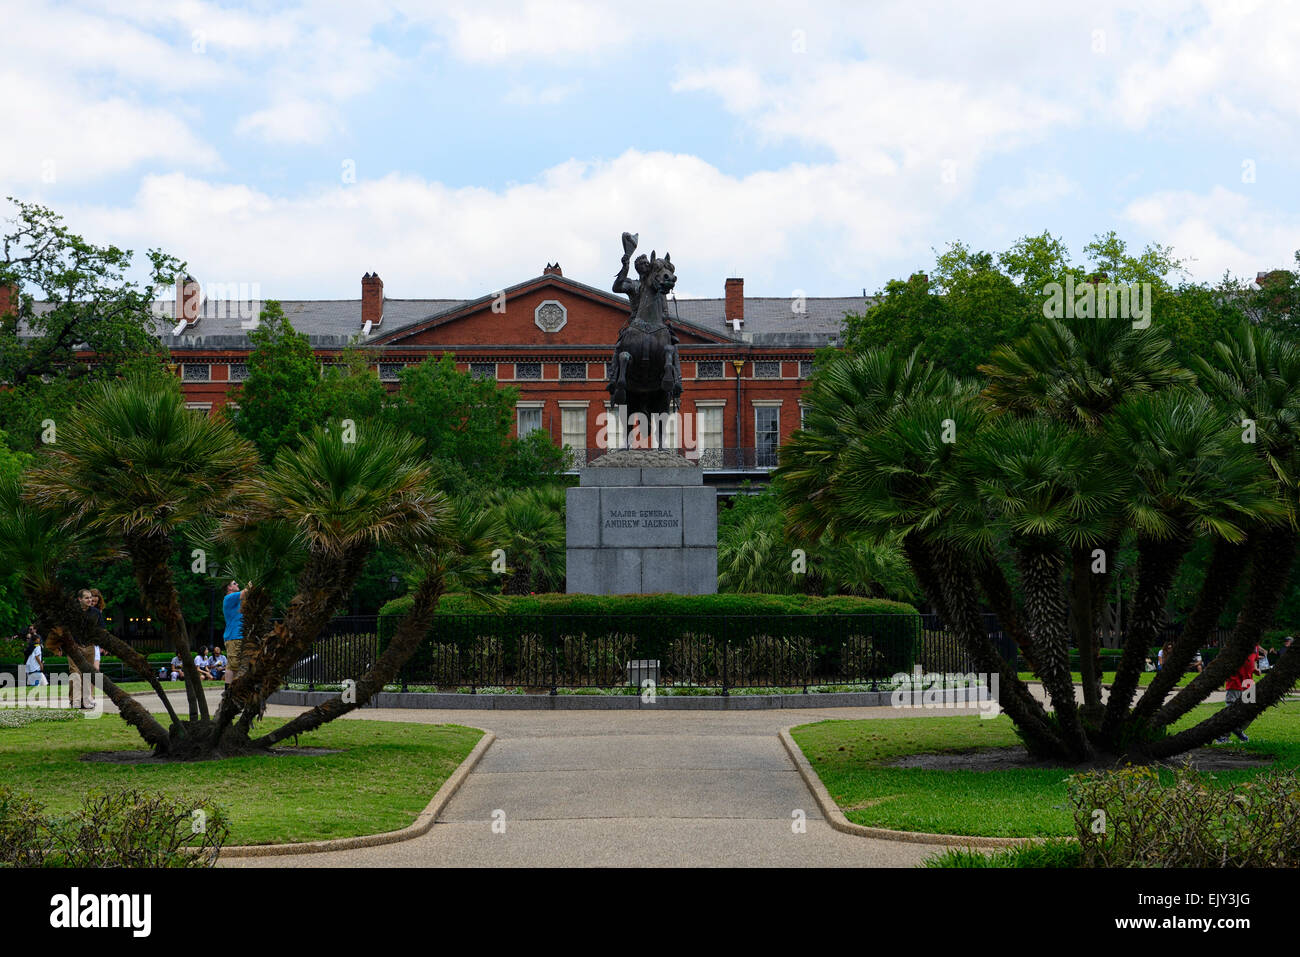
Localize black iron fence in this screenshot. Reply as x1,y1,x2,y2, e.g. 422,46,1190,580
283,612,1017,693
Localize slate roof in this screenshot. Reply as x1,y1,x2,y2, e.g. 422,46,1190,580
27,275,870,350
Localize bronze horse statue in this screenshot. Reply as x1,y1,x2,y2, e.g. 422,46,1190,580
607,232,683,444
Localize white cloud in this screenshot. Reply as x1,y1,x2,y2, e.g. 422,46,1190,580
66,148,953,298
236,98,344,146
1122,186,1300,280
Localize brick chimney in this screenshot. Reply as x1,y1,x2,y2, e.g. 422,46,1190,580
172,275,201,334
725,277,744,330
362,272,384,331
543,262,563,276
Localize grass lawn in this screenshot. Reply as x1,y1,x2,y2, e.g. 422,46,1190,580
790,702,1300,838
0,714,482,845
1015,671,1196,687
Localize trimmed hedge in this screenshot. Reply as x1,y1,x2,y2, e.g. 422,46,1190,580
379,592,917,622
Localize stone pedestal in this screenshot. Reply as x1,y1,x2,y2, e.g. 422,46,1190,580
566,450,717,595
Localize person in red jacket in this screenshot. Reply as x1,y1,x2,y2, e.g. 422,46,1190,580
1216,650,1259,744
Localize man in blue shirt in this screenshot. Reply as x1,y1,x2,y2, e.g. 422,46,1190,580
222,581,245,684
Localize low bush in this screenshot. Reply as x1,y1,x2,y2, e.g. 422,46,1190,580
0,785,229,867
1069,765,1300,867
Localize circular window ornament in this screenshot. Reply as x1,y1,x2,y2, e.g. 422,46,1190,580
534,300,567,334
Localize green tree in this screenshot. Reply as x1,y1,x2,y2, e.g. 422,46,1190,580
229,301,321,463
0,198,183,454
385,354,565,493
779,320,1300,764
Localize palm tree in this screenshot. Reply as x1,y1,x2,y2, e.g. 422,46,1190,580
486,485,566,594
255,496,499,747
780,352,1067,758
980,310,1194,711
212,420,449,748
1097,390,1276,743
1142,325,1300,748
24,374,257,724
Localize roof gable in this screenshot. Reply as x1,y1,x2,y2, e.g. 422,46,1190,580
371,274,732,347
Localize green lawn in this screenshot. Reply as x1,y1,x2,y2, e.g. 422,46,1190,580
790,702,1300,838
1016,671,1196,687
0,714,482,845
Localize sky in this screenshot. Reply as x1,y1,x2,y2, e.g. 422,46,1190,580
2,0,1298,301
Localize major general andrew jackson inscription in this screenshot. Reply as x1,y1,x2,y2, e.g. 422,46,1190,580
605,508,680,529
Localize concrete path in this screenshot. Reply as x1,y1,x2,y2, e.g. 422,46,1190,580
194,702,983,868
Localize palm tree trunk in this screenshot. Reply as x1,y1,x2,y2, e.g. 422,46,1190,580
1152,526,1296,731
1129,537,1251,725
1099,534,1189,743
1017,542,1093,761
975,551,1035,670
1070,545,1102,718
216,544,371,741
926,539,1066,758
30,584,171,751
124,531,208,724
1146,629,1300,758
256,573,446,748
62,638,171,751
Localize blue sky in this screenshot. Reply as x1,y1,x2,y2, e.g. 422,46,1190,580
3,0,1298,301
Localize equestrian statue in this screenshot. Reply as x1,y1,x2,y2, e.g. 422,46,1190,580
606,231,683,444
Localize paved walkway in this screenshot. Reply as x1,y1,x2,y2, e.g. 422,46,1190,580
112,692,977,867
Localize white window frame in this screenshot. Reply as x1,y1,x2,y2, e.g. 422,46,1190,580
516,401,545,439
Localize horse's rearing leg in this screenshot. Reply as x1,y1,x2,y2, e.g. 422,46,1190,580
661,343,680,395
613,350,631,407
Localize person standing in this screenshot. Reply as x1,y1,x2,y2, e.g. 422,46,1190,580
1216,649,1260,744
222,581,245,684
74,589,104,709
22,631,46,687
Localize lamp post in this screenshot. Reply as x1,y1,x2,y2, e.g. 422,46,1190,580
732,359,745,468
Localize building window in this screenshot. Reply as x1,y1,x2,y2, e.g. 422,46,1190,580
185,402,212,414
182,364,210,382
560,362,586,381
561,406,587,469
379,362,405,382
228,363,250,382
517,405,543,438
696,405,724,468
470,362,496,380
799,359,813,379
516,362,542,380
754,360,781,379
755,406,780,467
696,360,723,380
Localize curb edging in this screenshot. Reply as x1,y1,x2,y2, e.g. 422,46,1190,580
778,727,1036,849
218,728,495,859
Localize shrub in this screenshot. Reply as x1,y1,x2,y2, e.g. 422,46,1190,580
1069,765,1300,867
0,786,229,867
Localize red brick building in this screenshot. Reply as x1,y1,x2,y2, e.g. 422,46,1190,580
99,266,858,489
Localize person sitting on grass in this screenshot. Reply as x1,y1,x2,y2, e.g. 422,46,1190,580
1216,650,1259,745
168,654,184,681
209,646,227,682
194,646,215,681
